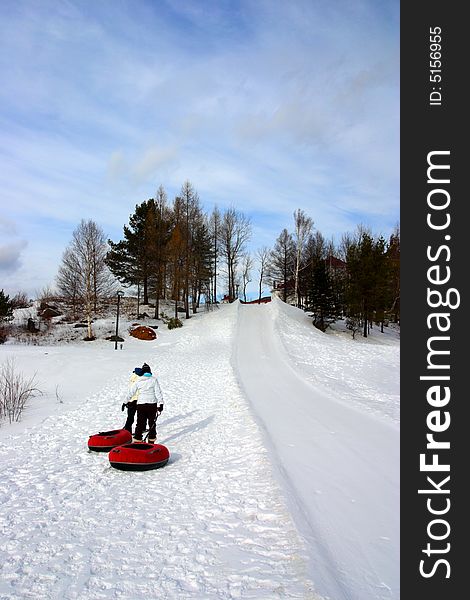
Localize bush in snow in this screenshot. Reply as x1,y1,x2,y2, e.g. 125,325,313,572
11,291,31,309
159,311,183,330
0,358,41,424
346,316,361,340
167,317,183,330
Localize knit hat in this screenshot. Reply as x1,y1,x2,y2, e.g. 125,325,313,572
141,363,151,374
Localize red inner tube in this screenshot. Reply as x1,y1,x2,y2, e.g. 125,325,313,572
109,443,170,470
88,429,132,451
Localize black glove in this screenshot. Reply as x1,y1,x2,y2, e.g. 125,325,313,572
158,404,164,413
121,402,128,412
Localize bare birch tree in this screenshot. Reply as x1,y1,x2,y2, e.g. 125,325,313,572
293,209,313,308
56,247,81,319
218,208,251,302
256,246,270,303
209,206,221,304
240,253,253,302
57,220,113,338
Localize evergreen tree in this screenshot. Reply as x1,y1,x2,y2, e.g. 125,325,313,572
151,185,171,318
302,233,340,331
307,261,337,331
107,200,157,306
370,235,392,332
179,181,200,318
190,213,213,311
299,231,326,308
0,290,14,322
386,227,400,324
168,196,186,318
346,230,389,338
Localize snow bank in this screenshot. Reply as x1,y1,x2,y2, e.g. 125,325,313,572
234,299,399,600
270,297,400,424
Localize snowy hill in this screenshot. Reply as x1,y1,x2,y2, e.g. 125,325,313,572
0,299,399,600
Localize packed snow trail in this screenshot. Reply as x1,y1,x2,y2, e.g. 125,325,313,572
0,304,319,599
234,300,399,600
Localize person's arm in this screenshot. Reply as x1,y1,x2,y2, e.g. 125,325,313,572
154,379,164,408
125,382,139,402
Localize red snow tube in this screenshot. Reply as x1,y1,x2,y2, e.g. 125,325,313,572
88,429,132,452
109,442,170,471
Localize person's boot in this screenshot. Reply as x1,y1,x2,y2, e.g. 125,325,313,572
133,438,142,443
148,438,156,444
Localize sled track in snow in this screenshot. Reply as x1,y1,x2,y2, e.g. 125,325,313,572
233,301,400,600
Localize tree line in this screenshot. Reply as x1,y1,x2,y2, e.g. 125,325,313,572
105,182,251,320
51,180,399,339
268,213,400,337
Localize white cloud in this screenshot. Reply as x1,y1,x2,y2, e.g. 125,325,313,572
0,240,28,274
131,145,180,182
0,0,399,294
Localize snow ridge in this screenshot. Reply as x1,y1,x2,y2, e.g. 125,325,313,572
270,297,399,424
233,300,399,600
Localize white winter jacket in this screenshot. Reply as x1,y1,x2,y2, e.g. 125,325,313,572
125,374,164,405
128,372,141,401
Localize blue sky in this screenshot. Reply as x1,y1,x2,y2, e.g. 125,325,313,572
0,0,399,297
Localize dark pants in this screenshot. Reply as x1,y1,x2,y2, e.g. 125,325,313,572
134,404,158,441
123,401,137,433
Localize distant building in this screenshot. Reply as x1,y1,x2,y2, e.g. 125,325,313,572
325,255,347,273
240,297,271,304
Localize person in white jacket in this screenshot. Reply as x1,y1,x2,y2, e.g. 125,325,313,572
124,363,164,443
123,366,142,435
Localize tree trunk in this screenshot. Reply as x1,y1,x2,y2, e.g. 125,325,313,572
213,245,217,303
363,300,368,338
137,283,140,318
87,313,92,339
155,294,160,320
143,275,148,305
283,260,287,303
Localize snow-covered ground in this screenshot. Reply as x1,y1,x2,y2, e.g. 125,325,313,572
0,298,399,600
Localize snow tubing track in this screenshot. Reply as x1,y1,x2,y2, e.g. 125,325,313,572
88,429,132,452
109,443,170,471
